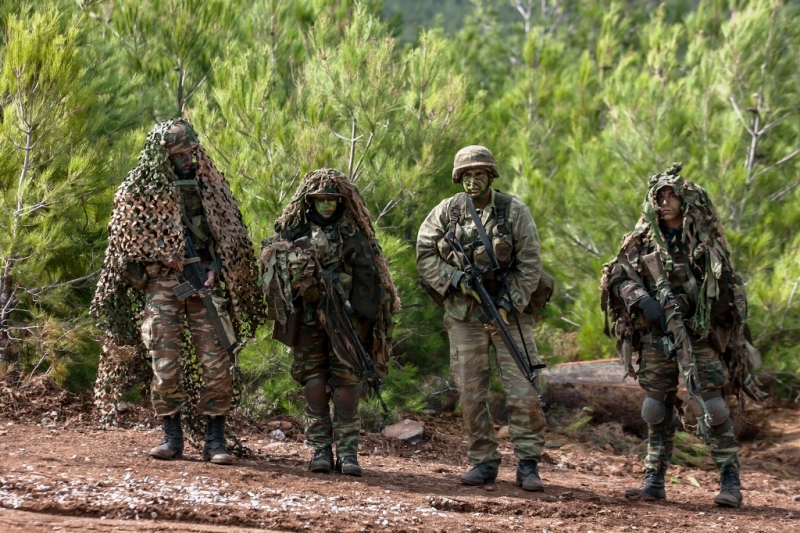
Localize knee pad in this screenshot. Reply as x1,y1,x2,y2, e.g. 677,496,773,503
303,377,330,415
332,386,359,419
641,397,667,425
705,396,731,427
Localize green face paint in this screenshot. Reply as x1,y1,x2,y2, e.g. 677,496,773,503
314,198,339,219
461,169,490,199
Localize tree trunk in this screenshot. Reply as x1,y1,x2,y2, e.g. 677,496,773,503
0,272,15,371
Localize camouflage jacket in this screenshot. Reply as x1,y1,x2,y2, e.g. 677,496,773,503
416,189,541,321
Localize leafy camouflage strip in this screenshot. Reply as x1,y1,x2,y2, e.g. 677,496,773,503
600,163,765,405
272,168,398,373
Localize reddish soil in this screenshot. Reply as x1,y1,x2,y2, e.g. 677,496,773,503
1,403,799,533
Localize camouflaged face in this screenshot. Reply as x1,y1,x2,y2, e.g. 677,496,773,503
91,118,265,431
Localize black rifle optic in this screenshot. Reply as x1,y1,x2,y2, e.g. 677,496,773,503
445,195,546,402
172,233,238,358
294,236,388,414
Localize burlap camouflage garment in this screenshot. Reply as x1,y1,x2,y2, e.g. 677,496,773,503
417,188,546,468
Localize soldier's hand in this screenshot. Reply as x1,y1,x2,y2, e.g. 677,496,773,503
498,307,509,326
457,279,481,302
162,255,184,272
204,269,215,287
637,296,664,324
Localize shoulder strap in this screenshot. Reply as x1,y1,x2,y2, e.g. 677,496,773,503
447,192,466,234
492,189,514,235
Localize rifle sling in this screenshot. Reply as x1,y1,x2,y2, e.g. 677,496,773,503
464,195,501,272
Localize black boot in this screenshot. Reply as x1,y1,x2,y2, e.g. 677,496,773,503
149,413,183,460
309,446,333,473
336,456,363,477
460,463,498,486
516,460,545,492
624,469,666,501
203,415,232,465
714,468,743,508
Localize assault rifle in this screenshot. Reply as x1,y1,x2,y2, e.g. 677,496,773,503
172,233,239,358
642,251,711,440
444,197,546,402
294,237,389,414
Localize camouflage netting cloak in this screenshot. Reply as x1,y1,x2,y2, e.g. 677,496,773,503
600,163,766,404
262,168,400,375
90,119,265,423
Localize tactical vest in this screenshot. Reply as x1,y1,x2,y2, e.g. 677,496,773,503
438,190,515,273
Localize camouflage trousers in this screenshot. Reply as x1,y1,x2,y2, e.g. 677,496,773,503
637,336,739,474
291,321,361,458
141,269,232,417
445,312,547,467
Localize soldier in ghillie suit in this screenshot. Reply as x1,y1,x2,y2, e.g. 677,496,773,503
600,163,766,508
416,146,549,491
91,119,263,465
261,168,399,477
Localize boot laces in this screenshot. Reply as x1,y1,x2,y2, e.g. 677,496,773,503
720,470,740,491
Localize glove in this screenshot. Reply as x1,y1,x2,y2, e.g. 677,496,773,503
637,296,665,324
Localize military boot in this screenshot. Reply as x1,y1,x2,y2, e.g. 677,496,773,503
714,468,743,508
336,456,363,477
149,413,183,460
203,415,232,465
460,463,498,486
309,446,333,474
516,460,545,492
624,469,666,501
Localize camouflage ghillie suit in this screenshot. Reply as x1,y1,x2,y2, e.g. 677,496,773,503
91,119,264,459
416,146,547,488
262,168,398,474
600,163,765,506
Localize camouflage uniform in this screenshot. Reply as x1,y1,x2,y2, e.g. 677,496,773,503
416,146,547,475
601,164,763,506
268,169,397,475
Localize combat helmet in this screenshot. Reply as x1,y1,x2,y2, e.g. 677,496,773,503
163,119,199,155
452,145,500,184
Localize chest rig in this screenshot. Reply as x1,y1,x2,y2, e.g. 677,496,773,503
440,191,515,274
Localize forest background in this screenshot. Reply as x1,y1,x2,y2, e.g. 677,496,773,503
1,0,798,420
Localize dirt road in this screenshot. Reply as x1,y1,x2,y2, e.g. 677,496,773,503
1,414,798,532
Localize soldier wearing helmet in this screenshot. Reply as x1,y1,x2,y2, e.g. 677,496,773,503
265,169,399,477
416,145,548,491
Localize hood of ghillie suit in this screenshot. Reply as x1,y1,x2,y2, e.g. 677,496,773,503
90,118,265,419
274,168,400,314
